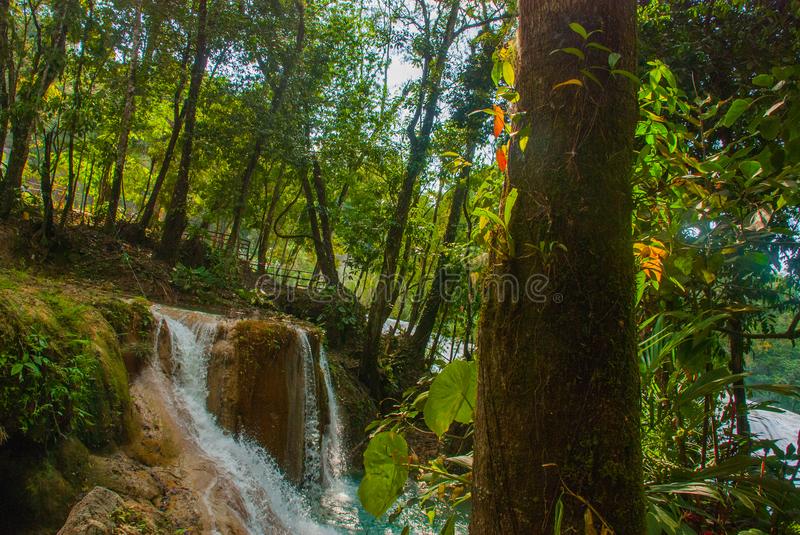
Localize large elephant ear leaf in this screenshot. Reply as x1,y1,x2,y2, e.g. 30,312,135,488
424,360,477,437
358,431,409,517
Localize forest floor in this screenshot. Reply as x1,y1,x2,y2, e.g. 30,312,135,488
0,219,266,315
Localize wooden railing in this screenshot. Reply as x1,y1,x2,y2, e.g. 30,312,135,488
259,265,330,290
200,229,251,260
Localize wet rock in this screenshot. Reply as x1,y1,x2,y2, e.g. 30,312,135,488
56,486,124,535
206,319,317,483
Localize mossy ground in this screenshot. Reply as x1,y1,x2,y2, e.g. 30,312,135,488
0,268,154,533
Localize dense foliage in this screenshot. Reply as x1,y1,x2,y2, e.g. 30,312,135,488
0,0,798,533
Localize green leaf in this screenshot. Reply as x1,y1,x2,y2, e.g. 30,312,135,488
491,61,503,87
358,432,409,517
739,160,761,180
560,47,585,61
504,188,518,227
608,52,621,69
611,69,640,86
752,74,774,87
568,22,588,39
580,68,602,88
440,515,456,535
722,98,751,127
424,360,477,437
517,125,531,152
553,495,564,534
502,62,515,87
673,255,692,276
585,42,612,53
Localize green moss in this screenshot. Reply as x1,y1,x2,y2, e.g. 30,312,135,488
0,272,159,534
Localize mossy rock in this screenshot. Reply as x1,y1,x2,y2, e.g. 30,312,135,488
0,271,159,533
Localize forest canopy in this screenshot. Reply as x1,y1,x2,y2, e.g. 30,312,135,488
0,0,799,534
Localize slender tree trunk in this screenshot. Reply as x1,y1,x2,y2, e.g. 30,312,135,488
158,0,209,263
105,1,142,232
80,154,95,222
136,41,191,235
472,2,644,533
298,162,338,284
360,0,461,395
39,129,56,241
0,0,10,169
226,137,264,252
310,155,338,284
138,157,155,213
60,8,92,228
257,163,286,273
728,317,750,437
94,157,112,215
407,140,475,367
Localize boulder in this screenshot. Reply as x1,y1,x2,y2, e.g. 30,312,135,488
56,487,124,535
206,319,319,483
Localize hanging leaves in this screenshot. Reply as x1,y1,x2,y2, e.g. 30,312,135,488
493,105,505,137
423,360,477,437
496,144,508,172
358,432,409,517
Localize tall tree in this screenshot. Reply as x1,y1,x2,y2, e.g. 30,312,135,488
104,0,143,232
134,37,191,237
297,151,338,284
158,0,209,262
0,0,76,219
471,1,645,533
404,28,498,373
225,0,306,254
360,0,462,395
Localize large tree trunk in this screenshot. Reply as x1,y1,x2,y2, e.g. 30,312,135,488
105,1,142,232
158,0,209,263
471,1,644,533
360,0,461,395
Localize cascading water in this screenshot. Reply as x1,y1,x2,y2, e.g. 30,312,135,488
299,329,323,490
151,307,335,535
151,306,465,534
319,348,345,482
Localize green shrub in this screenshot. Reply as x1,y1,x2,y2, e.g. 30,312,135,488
0,332,94,444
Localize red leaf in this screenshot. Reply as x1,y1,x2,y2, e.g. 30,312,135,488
493,105,504,138
496,146,508,172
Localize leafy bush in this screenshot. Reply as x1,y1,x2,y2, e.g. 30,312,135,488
0,332,94,444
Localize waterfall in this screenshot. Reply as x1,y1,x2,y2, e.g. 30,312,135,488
298,330,323,490
148,306,448,534
320,348,345,482
151,307,336,535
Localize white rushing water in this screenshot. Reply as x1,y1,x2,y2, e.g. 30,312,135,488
750,408,800,450
152,308,337,534
319,348,345,482
299,329,324,491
